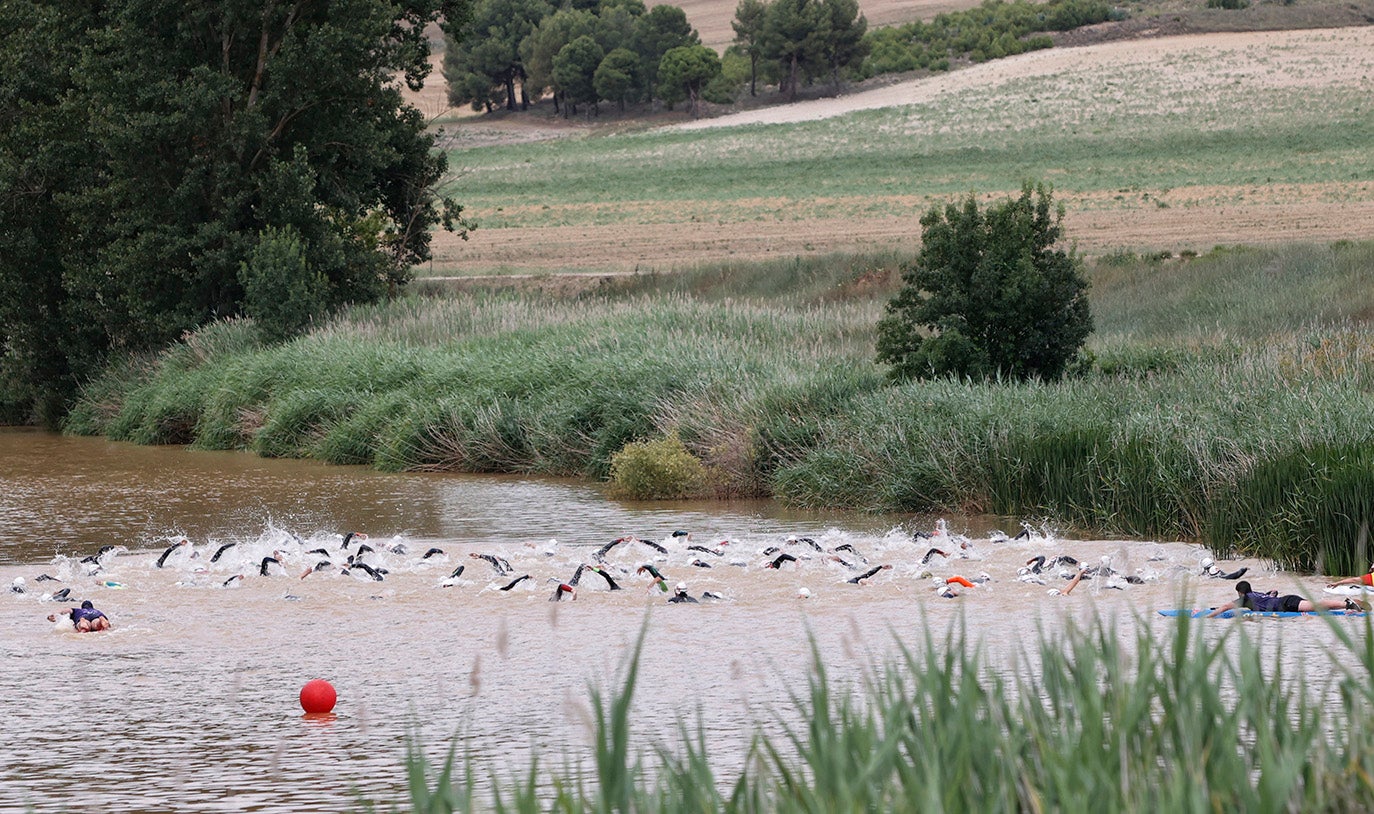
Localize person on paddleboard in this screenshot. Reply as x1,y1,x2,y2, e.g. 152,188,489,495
1206,580,1359,617
48,600,111,632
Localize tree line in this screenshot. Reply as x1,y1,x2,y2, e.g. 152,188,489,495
0,1,470,425
445,0,1114,116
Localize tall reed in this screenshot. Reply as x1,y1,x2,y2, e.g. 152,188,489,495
385,614,1374,812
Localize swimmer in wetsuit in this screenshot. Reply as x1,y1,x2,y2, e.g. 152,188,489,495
636,564,669,592
48,600,111,632
500,574,531,591
668,582,698,603
470,552,512,575
847,564,892,584
156,537,189,568
588,566,622,591
551,582,577,601
766,553,797,569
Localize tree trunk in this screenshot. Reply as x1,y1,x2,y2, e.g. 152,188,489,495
505,74,516,110
788,54,799,102
749,54,758,96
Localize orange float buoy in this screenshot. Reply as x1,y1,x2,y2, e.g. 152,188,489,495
946,575,975,588
300,679,337,714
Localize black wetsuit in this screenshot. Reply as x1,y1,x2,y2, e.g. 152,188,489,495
500,574,531,591
792,537,823,552
848,565,887,584
211,543,237,563
638,538,668,554
590,567,622,590
156,542,184,568
423,548,445,559
1025,555,1046,574
921,548,947,565
474,553,511,575
447,564,466,580
551,583,575,601
259,556,280,576
687,545,724,557
568,564,588,586
668,591,698,603
768,553,798,569
348,562,384,581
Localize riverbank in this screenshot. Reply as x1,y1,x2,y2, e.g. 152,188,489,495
62,240,1374,572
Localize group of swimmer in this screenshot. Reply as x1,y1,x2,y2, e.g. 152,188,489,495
20,522,1374,632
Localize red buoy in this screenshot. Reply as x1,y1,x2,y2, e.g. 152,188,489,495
300,679,337,714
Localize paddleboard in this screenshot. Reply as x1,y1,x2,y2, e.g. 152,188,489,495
1159,609,1366,618
1323,584,1374,597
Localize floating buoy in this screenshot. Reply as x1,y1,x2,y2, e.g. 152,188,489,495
300,679,337,714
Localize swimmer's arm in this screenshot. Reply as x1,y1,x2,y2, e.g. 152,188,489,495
1327,576,1363,587
1205,602,1234,619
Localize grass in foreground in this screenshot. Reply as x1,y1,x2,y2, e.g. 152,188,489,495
374,614,1374,813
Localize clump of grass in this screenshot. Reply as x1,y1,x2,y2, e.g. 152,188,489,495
387,613,1374,812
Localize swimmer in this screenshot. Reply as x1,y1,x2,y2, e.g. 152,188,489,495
210,542,238,563
156,537,189,568
637,538,668,555
10,577,24,594
550,583,577,601
636,564,669,593
34,574,58,582
299,561,333,579
786,535,823,552
847,564,893,584
48,600,111,632
223,574,245,587
259,551,287,576
832,543,865,563
340,531,368,550
920,547,948,565
687,544,726,557
587,566,622,591
567,564,588,587
690,559,711,568
48,587,72,602
305,547,330,557
592,537,627,562
499,574,532,591
1025,555,1047,574
422,548,445,559
668,582,698,604
1327,563,1374,589
345,562,384,581
469,552,512,575
79,544,120,564
767,553,798,569
440,564,465,587
1048,564,1089,596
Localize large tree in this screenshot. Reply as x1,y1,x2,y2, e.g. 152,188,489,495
0,0,471,424
632,5,699,102
658,45,721,117
876,184,1093,382
760,0,828,101
444,0,550,110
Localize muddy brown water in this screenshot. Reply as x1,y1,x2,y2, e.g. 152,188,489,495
0,428,1359,811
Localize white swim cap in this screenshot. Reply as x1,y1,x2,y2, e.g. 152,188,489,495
675,582,687,592
1100,555,1111,565
1201,557,1214,568
1048,588,1062,596
797,587,812,598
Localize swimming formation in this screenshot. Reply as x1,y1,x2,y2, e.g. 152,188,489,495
18,521,1354,626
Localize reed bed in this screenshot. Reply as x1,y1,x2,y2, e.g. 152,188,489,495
380,615,1374,813
65,241,1374,568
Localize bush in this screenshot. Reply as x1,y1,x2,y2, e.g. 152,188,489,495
876,183,1093,382
608,433,707,499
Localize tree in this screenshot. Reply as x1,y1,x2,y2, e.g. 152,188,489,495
594,48,641,111
552,35,605,115
521,8,598,110
445,0,551,111
0,0,473,424
760,0,829,101
732,0,768,96
240,226,328,343
632,5,699,101
876,184,1093,382
821,0,868,90
658,45,721,117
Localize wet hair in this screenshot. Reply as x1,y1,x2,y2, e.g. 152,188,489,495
1235,580,1252,595
81,600,94,609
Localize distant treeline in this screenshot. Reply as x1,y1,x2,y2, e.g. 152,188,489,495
444,0,1117,115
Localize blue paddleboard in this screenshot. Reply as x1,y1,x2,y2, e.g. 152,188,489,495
1159,609,1365,619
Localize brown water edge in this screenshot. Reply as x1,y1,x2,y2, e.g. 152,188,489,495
1,428,1359,812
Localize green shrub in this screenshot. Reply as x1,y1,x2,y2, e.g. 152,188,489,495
609,433,708,499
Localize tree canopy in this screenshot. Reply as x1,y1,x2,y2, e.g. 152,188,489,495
0,0,470,425
876,184,1093,382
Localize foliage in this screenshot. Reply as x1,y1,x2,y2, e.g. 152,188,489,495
609,433,709,499
552,35,605,115
760,0,831,101
857,0,1110,77
0,0,468,425
444,0,552,111
381,616,1374,812
594,47,641,111
239,226,329,344
732,0,769,95
876,183,1093,382
657,45,723,116
632,5,700,99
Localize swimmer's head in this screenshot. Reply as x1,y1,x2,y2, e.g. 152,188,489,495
1201,557,1214,568
797,587,812,599
675,582,687,593
81,600,93,609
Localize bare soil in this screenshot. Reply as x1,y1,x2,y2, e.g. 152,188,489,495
409,8,1374,279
